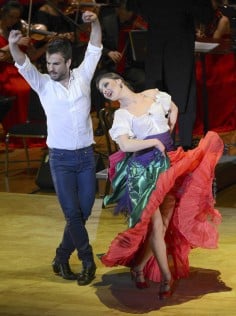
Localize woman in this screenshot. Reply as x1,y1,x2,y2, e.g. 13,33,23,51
0,0,31,134
96,72,224,299
0,0,47,136
194,0,236,135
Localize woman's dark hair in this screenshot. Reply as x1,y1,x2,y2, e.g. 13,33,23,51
1,0,23,16
214,0,224,6
0,1,23,29
95,72,133,90
47,37,72,62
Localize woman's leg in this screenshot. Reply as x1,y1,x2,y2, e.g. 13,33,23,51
133,194,175,276
150,210,172,282
160,193,175,234
132,208,171,284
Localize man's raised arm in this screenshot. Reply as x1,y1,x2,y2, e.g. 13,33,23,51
8,30,27,66
82,11,102,48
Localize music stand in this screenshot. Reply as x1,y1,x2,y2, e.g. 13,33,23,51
129,30,147,62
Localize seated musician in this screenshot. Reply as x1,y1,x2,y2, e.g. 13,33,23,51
0,0,47,135
194,0,236,136
35,0,86,70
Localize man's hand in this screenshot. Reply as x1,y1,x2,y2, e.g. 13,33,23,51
8,30,24,45
82,11,98,23
8,30,27,66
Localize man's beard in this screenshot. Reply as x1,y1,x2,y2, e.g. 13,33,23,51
49,72,66,82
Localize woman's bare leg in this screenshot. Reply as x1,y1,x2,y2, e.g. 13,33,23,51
160,193,176,233
132,194,175,283
150,210,172,281
132,209,170,281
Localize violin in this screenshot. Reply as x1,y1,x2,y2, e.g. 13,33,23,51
64,0,119,16
24,0,119,42
21,21,76,43
21,20,57,41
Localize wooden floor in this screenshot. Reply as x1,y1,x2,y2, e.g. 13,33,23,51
0,122,235,315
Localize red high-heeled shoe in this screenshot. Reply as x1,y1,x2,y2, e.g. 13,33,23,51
158,278,174,300
130,269,149,289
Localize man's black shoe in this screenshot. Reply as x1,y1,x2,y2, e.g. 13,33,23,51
77,263,96,286
52,259,77,280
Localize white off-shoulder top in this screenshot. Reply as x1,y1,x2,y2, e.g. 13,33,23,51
110,90,172,142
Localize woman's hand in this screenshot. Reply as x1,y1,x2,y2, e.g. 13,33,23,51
17,36,31,47
108,51,122,63
0,49,12,62
154,139,166,156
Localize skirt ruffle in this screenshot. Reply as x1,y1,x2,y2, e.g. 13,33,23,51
101,131,224,282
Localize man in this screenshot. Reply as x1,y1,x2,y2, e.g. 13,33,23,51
8,10,102,286
126,0,214,150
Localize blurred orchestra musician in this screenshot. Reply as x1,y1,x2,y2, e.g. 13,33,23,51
116,0,147,91
35,0,87,70
194,0,236,136
0,0,48,135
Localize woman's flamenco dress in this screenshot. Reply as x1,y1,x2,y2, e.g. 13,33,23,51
101,131,224,282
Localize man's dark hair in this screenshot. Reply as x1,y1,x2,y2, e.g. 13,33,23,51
47,37,72,62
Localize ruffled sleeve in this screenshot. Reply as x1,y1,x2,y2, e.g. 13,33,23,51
155,91,172,115
109,109,135,142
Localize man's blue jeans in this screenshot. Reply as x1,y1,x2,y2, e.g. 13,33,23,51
49,145,96,266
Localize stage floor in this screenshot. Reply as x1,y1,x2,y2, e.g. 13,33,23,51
0,191,235,316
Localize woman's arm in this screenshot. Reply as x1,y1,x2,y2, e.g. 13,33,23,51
168,101,178,133
117,134,165,155
0,45,13,63
213,15,230,39
26,41,48,62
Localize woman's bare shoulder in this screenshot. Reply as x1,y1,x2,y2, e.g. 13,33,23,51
141,88,159,100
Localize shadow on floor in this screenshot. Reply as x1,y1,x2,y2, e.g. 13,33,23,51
93,267,232,314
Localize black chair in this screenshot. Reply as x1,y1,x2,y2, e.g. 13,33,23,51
0,96,15,123
96,107,118,206
5,89,47,178
0,96,15,163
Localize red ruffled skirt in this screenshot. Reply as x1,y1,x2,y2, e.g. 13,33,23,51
101,131,224,282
